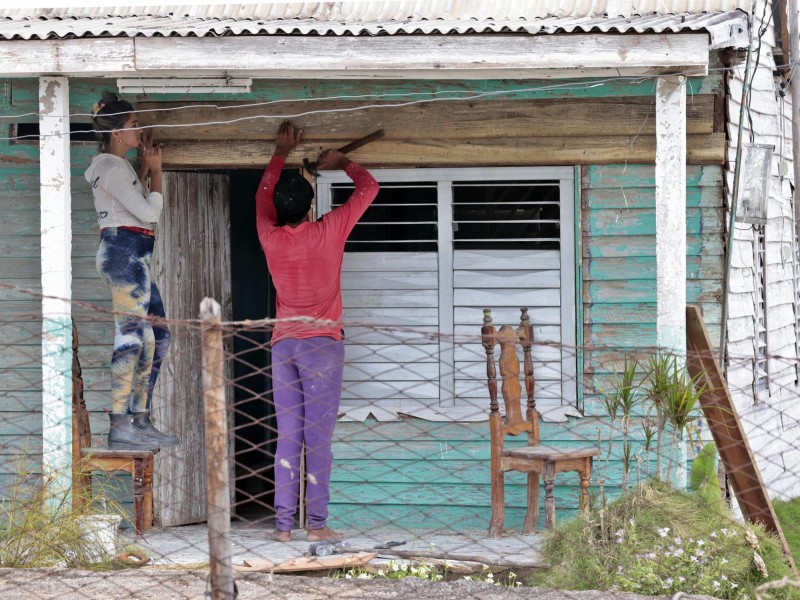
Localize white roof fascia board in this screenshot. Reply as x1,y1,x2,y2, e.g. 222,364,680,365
0,33,709,78
0,38,135,75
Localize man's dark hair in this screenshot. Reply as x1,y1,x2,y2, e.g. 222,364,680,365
274,170,314,223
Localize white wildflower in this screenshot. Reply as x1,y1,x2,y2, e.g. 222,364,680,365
754,551,768,577
745,529,759,549
658,527,670,538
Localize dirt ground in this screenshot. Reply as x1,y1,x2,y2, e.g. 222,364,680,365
0,567,722,600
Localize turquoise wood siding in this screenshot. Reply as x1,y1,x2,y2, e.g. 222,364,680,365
329,416,663,531
0,77,44,489
0,77,127,512
581,164,724,417
0,75,724,530
329,164,724,531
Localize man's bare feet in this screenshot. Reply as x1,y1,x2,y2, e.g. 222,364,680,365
306,526,344,541
271,529,291,542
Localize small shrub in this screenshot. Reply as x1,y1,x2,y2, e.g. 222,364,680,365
530,480,798,599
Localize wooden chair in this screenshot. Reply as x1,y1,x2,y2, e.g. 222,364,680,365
71,319,158,534
481,307,599,537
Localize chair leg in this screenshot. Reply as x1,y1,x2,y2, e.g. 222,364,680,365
579,457,592,514
132,459,146,535
72,468,92,512
489,469,505,538
523,472,539,533
544,461,556,529
143,456,154,531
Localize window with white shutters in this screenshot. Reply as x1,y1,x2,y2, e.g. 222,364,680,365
317,167,576,419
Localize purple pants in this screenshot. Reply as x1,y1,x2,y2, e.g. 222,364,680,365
271,336,344,532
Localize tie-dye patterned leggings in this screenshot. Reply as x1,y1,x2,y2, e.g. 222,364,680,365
96,227,171,415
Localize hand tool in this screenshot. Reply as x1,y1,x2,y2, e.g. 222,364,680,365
303,128,385,176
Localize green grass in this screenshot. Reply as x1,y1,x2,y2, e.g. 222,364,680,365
774,497,800,566
0,463,128,569
529,480,799,599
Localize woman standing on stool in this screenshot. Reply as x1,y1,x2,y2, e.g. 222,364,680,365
86,91,179,450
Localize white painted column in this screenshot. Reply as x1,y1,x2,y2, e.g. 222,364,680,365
656,76,687,489
39,76,72,498
655,76,687,356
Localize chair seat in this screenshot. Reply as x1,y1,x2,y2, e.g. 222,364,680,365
80,447,159,459
501,445,600,461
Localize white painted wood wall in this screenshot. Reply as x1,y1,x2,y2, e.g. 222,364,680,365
724,0,800,500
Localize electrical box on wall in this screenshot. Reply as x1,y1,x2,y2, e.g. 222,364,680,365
735,143,773,225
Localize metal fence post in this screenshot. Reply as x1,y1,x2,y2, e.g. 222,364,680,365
201,297,235,600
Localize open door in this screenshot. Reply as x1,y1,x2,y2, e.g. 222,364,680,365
152,171,232,526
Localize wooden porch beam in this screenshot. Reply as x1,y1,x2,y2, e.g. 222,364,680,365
655,76,687,356
0,34,709,78
39,76,73,499
156,134,725,170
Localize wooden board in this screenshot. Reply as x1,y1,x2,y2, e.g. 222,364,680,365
158,135,725,169
235,551,378,573
138,97,715,141
152,171,232,527
685,305,797,575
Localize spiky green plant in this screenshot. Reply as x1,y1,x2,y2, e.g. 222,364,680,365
597,356,642,493
0,460,126,568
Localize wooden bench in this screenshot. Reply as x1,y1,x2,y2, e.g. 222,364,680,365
482,308,599,537
71,319,158,534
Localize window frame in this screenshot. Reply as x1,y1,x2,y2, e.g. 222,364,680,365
317,166,577,413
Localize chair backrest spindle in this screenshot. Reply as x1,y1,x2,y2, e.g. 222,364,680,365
520,307,535,413
483,308,537,438
482,309,499,414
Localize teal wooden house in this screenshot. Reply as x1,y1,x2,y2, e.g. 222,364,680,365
0,2,798,532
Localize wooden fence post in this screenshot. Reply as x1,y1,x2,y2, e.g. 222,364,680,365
201,297,235,600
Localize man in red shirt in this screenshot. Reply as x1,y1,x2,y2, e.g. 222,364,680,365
256,121,379,542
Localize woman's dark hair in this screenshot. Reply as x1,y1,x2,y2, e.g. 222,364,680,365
91,91,134,153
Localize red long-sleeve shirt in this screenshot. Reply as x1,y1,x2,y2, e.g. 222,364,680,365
255,155,380,345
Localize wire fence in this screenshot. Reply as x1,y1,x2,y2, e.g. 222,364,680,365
0,297,799,599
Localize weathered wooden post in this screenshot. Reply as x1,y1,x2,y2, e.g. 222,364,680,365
201,297,234,600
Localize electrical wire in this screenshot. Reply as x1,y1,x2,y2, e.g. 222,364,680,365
0,63,783,143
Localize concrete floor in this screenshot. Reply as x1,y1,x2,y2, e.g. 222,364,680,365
125,521,547,570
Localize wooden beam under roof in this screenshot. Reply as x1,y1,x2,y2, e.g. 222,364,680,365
157,134,726,170
137,96,717,141
0,34,709,78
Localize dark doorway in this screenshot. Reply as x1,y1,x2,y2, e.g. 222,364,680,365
229,169,277,522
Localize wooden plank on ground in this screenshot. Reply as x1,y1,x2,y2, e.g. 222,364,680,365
685,305,797,576
235,551,378,573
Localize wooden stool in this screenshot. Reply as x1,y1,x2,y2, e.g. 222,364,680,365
71,319,158,534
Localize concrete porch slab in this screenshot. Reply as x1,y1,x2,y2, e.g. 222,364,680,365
126,521,547,570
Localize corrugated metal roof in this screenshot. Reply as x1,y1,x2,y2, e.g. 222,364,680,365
0,2,750,48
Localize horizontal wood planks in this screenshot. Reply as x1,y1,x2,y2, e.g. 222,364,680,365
132,90,724,169
330,419,641,531
582,164,725,415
